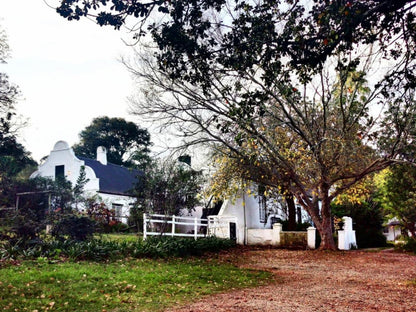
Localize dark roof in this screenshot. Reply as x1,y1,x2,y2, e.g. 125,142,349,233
79,157,143,196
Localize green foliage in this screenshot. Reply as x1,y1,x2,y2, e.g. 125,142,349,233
138,236,236,258
0,257,270,312
51,215,96,241
55,1,416,251
281,220,311,232
135,158,204,216
72,116,151,168
331,199,387,248
375,165,416,238
402,238,416,254
0,25,36,209
0,236,235,262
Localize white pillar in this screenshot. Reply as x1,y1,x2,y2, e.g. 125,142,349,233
307,227,316,249
338,216,357,250
272,223,282,246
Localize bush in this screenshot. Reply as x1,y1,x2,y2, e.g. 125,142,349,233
51,215,96,241
137,236,236,258
356,228,387,249
0,235,235,261
402,238,416,254
281,220,312,231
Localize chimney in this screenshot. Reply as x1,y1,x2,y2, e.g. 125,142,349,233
97,146,107,165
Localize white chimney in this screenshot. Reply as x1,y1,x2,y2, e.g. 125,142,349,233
96,146,107,165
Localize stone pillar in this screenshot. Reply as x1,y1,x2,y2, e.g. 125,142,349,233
272,223,282,246
338,216,357,250
307,227,316,249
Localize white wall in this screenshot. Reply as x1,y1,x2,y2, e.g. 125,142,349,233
31,140,100,192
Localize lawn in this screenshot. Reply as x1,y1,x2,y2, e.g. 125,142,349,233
0,257,271,312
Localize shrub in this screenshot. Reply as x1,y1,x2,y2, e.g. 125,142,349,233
0,235,235,261
51,215,96,241
139,236,236,258
402,238,416,254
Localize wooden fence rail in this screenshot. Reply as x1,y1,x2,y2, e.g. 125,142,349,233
143,213,208,240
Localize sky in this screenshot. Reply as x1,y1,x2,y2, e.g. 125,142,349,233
0,0,142,162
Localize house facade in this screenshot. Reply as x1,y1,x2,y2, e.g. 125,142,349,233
207,185,310,245
30,140,141,223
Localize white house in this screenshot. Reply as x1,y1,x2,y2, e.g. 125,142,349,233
207,185,310,245
30,140,142,223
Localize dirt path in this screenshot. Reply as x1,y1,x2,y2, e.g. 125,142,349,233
167,248,416,312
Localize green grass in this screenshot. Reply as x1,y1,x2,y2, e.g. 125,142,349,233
96,232,141,242
0,258,271,311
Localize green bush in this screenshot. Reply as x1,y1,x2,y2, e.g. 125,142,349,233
0,235,235,261
51,215,96,241
402,238,416,254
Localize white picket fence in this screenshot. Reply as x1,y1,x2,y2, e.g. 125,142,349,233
143,213,208,240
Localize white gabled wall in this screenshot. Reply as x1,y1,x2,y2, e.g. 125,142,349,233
31,141,100,192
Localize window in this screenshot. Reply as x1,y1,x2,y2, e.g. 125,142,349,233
112,204,123,221
55,165,65,180
258,185,267,224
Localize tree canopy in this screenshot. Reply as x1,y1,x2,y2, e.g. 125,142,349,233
375,165,416,238
73,116,152,168
0,24,36,208
56,0,416,249
134,158,204,216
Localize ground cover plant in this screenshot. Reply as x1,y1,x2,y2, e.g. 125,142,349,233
0,236,237,261
0,257,271,311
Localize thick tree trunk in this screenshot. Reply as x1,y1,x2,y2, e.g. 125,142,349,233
286,195,297,231
318,194,337,250
297,187,337,250
317,216,336,250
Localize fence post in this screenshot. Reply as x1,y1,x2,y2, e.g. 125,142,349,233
172,215,176,237
143,213,147,240
194,217,198,240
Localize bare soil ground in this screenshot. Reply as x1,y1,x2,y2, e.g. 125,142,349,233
167,247,416,312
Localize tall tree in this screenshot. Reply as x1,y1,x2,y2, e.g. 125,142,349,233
56,1,416,249
73,116,151,168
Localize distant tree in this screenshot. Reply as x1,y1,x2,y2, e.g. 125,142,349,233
73,116,151,168
0,24,36,208
375,165,416,239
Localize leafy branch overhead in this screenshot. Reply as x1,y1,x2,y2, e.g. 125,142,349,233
56,0,416,250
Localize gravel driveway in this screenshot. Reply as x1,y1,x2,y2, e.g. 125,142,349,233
167,248,416,312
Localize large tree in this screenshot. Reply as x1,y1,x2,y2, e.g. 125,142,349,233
73,116,151,168
56,0,416,249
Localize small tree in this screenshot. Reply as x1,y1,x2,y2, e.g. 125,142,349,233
375,165,416,239
135,158,204,216
331,176,387,248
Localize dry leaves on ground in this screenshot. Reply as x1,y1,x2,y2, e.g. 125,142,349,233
167,248,416,312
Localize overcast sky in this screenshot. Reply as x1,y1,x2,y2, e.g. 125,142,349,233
0,0,140,162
